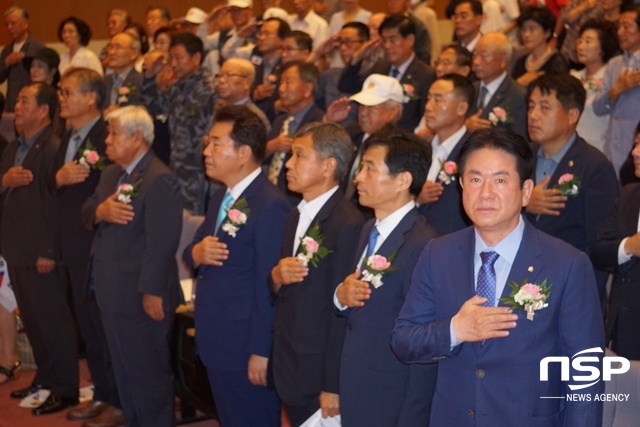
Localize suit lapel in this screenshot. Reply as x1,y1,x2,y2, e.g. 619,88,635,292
353,220,375,270
375,208,420,260
482,78,510,117
21,127,51,168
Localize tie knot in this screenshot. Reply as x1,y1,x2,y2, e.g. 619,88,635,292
369,226,380,242
390,66,400,79
480,251,499,266
222,192,234,211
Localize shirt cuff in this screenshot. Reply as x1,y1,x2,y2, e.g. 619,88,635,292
450,319,463,349
333,283,348,311
618,237,633,265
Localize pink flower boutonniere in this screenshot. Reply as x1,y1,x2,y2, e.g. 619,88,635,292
117,85,136,104
266,74,278,85
501,279,551,321
402,83,419,102
437,159,458,185
488,105,513,126
221,197,250,238
77,140,106,170
116,179,141,204
584,77,603,95
296,222,332,267
361,252,396,288
556,173,581,197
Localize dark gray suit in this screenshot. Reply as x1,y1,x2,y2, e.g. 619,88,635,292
82,150,182,426
104,68,143,107
470,76,528,139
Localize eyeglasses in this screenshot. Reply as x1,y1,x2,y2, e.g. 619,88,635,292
337,39,364,48
215,72,247,80
106,43,132,51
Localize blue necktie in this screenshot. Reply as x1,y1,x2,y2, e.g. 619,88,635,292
361,226,380,269
64,134,83,164
477,251,499,307
214,192,234,234
390,66,400,79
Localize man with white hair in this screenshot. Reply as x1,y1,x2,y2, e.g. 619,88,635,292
82,106,183,427
217,58,270,131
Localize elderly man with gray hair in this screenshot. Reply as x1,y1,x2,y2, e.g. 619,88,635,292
82,105,183,427
216,57,270,131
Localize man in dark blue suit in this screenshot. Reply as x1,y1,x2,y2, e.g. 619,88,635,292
334,128,438,426
417,73,473,235
184,105,290,426
392,128,605,426
82,106,183,426
524,74,618,305
270,122,364,425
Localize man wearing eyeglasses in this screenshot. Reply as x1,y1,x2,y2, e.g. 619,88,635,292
216,58,271,131
104,32,142,112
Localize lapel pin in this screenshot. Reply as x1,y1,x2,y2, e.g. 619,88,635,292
528,266,534,272
568,160,574,167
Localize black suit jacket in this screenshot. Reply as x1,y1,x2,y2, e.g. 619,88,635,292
251,48,282,123
0,126,59,265
50,118,108,277
82,150,183,315
470,76,528,139
591,183,640,359
105,68,143,107
339,209,438,426
418,130,471,236
339,57,435,131
264,103,325,203
271,191,364,406
527,135,619,301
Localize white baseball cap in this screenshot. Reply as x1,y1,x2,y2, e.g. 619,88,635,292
182,8,207,25
350,74,406,106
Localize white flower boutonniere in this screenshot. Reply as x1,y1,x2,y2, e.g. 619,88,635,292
501,279,552,321
77,140,106,170
117,85,136,104
488,105,513,126
361,253,396,288
221,197,250,238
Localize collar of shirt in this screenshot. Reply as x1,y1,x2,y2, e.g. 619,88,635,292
228,167,262,200
535,133,576,183
480,71,507,102
473,215,525,302
293,185,340,255
292,10,321,27
15,127,46,165
290,102,314,133
428,125,467,182
623,49,640,70
463,32,481,52
372,200,416,252
113,67,133,84
72,115,102,144
394,53,415,79
235,97,250,106
123,149,149,175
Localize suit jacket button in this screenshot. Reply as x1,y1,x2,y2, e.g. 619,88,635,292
476,369,485,378
467,409,474,418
